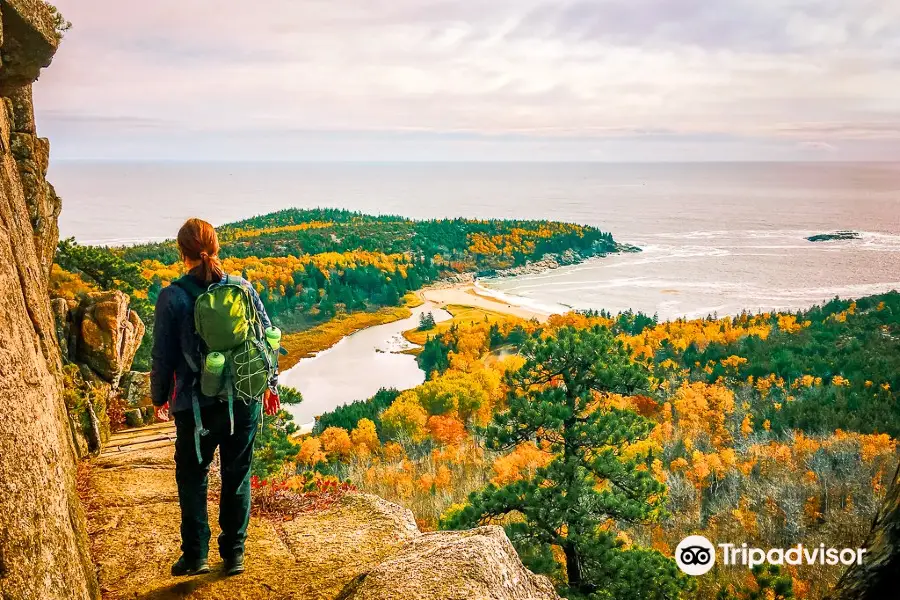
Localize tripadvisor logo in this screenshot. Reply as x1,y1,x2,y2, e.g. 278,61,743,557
675,535,867,576
675,535,716,576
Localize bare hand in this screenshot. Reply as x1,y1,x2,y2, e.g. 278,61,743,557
263,389,280,416
155,402,170,422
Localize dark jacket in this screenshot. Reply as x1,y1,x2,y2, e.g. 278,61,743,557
150,273,273,413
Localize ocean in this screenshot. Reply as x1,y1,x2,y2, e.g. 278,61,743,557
52,161,900,319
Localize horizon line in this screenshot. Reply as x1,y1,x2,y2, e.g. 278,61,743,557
49,158,900,165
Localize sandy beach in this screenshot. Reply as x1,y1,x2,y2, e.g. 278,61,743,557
419,282,555,322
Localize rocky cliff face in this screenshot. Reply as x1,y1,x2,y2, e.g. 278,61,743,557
0,1,98,598
827,462,900,600
10,84,59,278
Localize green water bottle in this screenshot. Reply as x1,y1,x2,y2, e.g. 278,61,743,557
265,326,282,350
201,351,226,396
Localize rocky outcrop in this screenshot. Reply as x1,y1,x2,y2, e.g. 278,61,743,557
0,0,59,94
0,1,99,598
120,369,152,426
51,295,72,357
87,440,558,600
341,526,560,600
53,291,146,451
807,230,861,243
55,291,145,383
120,370,151,406
2,2,61,279
73,291,145,381
827,462,900,600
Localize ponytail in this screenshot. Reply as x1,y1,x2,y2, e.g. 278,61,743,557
177,218,225,284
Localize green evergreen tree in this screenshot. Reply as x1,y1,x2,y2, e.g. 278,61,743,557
312,387,399,437
384,284,401,306
417,335,451,376
251,385,303,479
56,237,147,292
418,311,436,331
717,565,794,600
442,326,691,599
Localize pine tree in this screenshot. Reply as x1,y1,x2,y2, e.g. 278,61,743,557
417,335,451,376
442,325,692,599
56,237,147,292
251,386,303,479
418,311,436,331
718,565,794,600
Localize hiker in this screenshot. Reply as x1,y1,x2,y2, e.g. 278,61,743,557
150,218,282,577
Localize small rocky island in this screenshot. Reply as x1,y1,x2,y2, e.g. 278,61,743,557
806,230,861,242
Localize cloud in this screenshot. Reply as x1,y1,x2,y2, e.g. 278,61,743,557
34,0,900,160
778,121,900,140
797,141,839,152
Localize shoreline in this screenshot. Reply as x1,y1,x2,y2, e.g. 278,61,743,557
279,281,549,432
417,280,558,323
280,271,569,376
415,248,621,321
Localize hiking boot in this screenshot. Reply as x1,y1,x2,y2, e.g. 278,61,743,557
171,555,210,576
223,553,245,576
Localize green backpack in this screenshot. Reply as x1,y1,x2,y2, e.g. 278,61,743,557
174,274,278,462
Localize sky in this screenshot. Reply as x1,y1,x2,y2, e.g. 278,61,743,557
36,0,900,162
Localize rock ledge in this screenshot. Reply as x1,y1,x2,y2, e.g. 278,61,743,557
87,438,559,600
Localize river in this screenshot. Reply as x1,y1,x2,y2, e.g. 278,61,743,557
279,302,451,429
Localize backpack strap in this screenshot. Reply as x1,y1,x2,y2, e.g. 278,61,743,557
171,275,206,298
190,395,209,463
231,275,268,342
225,369,235,436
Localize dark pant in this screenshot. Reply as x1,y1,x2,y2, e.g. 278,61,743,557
173,400,260,561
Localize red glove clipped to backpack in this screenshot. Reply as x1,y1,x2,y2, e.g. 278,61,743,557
263,388,280,416
155,402,170,422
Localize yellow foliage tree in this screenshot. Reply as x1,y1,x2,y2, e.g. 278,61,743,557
350,418,380,454
671,381,735,446
297,437,326,466
490,442,554,486
426,415,467,446
381,391,428,441
319,426,353,461
417,371,488,423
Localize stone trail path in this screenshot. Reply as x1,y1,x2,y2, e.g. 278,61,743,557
101,421,178,455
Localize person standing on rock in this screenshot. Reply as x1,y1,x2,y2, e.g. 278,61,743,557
151,218,281,577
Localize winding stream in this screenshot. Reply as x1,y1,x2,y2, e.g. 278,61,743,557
280,302,451,428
